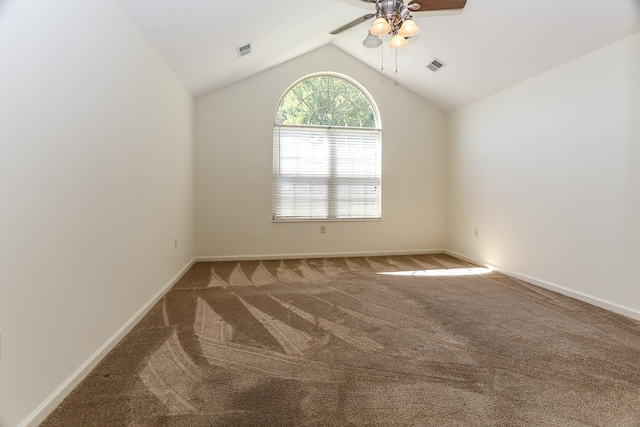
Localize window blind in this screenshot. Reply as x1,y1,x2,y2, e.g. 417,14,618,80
273,126,381,220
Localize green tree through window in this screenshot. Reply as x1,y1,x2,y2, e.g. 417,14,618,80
273,73,381,221
276,75,377,128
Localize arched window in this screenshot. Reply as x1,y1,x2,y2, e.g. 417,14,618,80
273,73,382,221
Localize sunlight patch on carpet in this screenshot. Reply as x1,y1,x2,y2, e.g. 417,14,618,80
378,267,492,277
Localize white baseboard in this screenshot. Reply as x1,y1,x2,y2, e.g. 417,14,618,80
196,249,445,262
445,250,640,322
20,258,196,427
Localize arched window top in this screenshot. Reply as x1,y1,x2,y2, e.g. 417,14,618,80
275,73,380,128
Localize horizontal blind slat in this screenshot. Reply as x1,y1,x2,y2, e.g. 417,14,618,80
273,126,381,220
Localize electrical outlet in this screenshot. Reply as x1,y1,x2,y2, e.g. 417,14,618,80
474,228,479,238
174,238,178,249
320,225,326,234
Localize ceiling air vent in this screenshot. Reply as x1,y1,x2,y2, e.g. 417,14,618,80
427,58,446,72
236,42,252,58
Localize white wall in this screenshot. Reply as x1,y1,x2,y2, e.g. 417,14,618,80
196,45,446,259
446,32,640,318
0,1,195,426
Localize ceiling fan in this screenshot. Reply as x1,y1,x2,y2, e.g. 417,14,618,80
330,0,467,49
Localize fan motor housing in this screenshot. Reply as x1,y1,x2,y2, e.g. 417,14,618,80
379,0,402,20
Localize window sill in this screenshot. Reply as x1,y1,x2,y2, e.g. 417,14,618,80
272,218,382,223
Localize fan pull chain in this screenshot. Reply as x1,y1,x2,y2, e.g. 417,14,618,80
395,47,398,74
380,43,384,73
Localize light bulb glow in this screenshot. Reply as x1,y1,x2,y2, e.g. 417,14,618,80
398,19,420,37
370,17,391,36
389,34,408,49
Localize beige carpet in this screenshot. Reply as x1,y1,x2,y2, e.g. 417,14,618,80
43,254,640,426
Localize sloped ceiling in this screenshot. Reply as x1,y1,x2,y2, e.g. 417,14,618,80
118,0,640,110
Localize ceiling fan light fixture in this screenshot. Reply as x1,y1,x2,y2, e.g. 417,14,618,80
363,32,383,48
398,19,420,37
370,17,391,36
389,34,408,49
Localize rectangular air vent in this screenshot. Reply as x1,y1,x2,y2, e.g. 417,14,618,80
427,58,446,72
236,42,252,58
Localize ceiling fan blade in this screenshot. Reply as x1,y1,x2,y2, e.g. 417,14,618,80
329,13,376,34
407,0,467,12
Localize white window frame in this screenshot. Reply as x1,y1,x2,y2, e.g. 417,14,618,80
272,73,382,222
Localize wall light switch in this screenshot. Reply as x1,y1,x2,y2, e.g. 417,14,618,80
320,225,326,234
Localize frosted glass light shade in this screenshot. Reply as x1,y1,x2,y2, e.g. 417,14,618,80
362,32,383,48
389,34,408,49
370,17,391,36
398,19,420,37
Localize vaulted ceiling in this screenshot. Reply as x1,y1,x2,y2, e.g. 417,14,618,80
118,0,640,110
